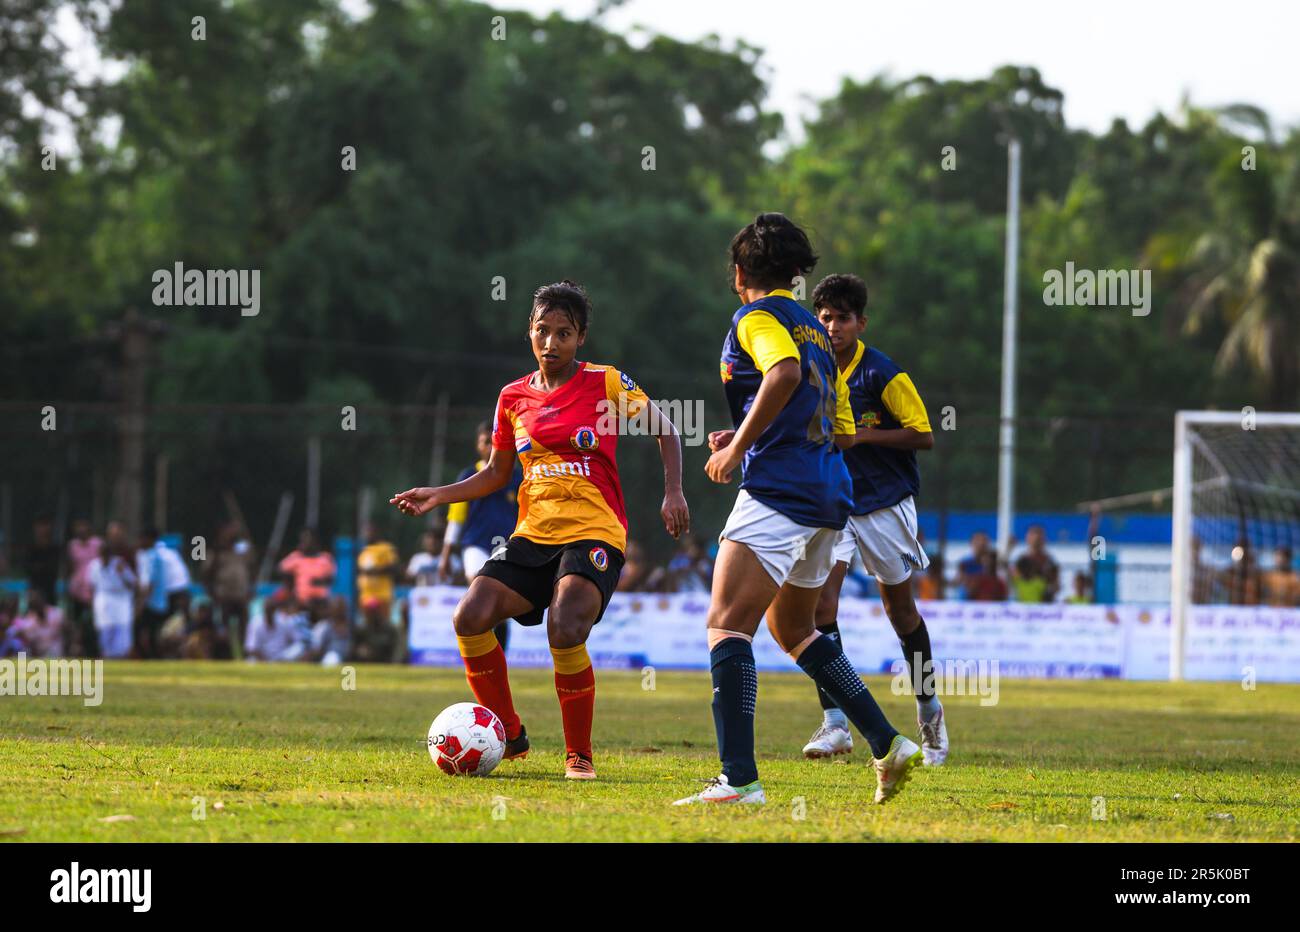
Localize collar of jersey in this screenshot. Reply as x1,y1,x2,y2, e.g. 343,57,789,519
527,360,586,395
842,339,866,379
766,289,795,299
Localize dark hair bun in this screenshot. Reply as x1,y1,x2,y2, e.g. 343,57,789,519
729,213,818,292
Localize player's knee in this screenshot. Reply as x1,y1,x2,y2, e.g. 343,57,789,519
451,597,494,637
548,586,598,648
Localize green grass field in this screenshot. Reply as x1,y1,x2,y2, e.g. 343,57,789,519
1,661,1297,842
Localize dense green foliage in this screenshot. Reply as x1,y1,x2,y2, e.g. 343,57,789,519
2,1,1297,556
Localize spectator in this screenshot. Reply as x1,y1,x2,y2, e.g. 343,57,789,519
65,518,102,657
158,590,192,659
617,540,664,592
182,600,230,660
278,528,336,614
957,531,992,596
1260,546,1299,607
0,594,21,656
1221,538,1261,605
88,522,137,658
665,534,713,593
351,597,397,663
207,521,256,656
9,591,64,657
915,553,945,601
24,516,60,606
966,551,1008,601
310,596,352,666
1066,571,1093,604
245,593,308,662
135,528,191,658
406,530,441,586
1011,525,1060,602
357,523,400,620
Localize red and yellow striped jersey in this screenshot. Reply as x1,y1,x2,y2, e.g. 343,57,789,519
491,362,649,551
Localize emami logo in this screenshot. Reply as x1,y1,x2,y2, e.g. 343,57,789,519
49,862,151,912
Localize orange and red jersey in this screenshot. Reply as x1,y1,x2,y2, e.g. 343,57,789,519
491,362,649,551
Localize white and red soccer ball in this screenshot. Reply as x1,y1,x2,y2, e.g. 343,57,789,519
427,702,506,776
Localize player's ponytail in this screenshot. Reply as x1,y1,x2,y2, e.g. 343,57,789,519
728,212,818,294
530,280,591,333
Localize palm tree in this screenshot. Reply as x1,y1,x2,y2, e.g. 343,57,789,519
1182,109,1300,409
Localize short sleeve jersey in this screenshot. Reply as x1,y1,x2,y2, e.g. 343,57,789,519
492,362,649,551
840,340,931,514
719,289,853,529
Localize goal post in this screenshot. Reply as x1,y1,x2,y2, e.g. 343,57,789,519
1170,410,1300,680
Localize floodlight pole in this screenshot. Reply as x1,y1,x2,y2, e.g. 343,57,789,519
996,138,1022,556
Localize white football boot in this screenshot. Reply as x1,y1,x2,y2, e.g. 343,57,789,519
672,775,766,806
873,735,923,804
802,722,854,759
918,706,949,766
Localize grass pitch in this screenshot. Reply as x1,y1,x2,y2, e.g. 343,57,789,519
1,661,1297,842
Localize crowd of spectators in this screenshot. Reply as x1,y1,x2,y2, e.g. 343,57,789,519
4,513,1297,663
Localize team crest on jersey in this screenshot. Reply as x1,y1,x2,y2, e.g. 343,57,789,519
589,546,609,571
858,410,880,428
514,430,532,452
570,426,599,452
720,361,734,383
619,372,639,393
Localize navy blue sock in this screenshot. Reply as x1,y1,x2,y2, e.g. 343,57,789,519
795,633,898,758
815,622,841,712
710,638,759,787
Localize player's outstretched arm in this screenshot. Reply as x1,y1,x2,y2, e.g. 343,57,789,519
389,447,517,517
648,401,689,539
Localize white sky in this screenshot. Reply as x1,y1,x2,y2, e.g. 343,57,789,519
504,0,1300,140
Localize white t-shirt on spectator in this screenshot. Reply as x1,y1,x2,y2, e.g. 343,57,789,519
245,610,305,661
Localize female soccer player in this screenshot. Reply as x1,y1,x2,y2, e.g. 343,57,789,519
801,273,947,766
391,281,689,780
673,214,920,807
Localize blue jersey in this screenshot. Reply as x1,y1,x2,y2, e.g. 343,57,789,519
840,341,930,515
452,462,522,550
719,290,853,529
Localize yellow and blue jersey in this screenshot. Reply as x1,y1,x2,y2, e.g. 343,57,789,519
720,289,853,529
840,340,930,515
448,459,523,550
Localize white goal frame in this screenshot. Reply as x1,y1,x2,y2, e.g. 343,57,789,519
1170,410,1300,680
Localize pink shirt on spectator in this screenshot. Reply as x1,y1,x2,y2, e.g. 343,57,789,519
11,607,63,657
68,536,103,603
278,551,336,603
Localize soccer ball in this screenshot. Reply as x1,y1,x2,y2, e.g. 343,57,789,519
427,702,506,776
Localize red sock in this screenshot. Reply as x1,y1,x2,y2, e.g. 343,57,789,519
458,632,521,740
552,644,595,758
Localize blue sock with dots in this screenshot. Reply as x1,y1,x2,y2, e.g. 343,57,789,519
710,638,759,787
795,633,898,758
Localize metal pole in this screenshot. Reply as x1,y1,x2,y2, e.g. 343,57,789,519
306,436,321,530
996,138,1022,556
426,392,450,529
1169,412,1191,681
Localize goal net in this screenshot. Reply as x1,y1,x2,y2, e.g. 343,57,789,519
1170,411,1300,679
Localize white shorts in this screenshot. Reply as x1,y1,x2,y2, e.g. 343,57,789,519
833,496,929,586
462,545,491,580
719,489,841,589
